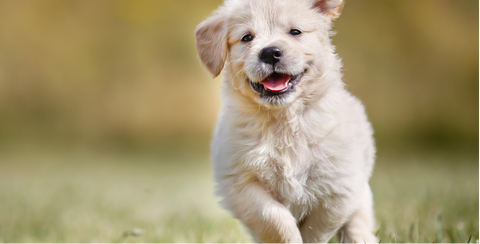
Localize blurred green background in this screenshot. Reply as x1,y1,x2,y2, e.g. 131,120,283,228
0,0,478,242
0,0,477,152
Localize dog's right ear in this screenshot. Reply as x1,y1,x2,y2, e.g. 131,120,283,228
195,13,228,78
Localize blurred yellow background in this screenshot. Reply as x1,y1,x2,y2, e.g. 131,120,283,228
0,0,477,154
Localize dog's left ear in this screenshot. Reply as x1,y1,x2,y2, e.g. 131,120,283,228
195,13,228,78
312,0,344,21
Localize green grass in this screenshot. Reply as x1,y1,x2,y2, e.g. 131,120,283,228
0,149,477,242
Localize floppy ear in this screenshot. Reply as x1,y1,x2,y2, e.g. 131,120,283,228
312,0,344,21
195,14,228,78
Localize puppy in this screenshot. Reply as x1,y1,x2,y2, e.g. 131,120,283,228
195,0,377,242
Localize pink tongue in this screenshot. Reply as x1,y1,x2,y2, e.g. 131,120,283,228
260,74,291,92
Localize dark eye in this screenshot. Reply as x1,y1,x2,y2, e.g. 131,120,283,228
241,34,254,42
290,29,302,36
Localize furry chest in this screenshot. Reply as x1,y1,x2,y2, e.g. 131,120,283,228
254,155,319,221
244,144,320,210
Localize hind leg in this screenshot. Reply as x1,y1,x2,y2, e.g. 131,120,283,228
340,184,377,243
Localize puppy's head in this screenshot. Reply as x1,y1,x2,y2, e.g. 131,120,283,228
195,0,344,108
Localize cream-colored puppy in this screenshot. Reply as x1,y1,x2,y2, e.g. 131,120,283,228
195,0,377,243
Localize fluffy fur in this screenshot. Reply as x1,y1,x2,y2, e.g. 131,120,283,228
195,0,377,242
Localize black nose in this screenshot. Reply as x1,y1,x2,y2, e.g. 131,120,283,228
259,46,283,65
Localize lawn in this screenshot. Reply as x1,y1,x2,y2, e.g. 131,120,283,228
0,149,477,242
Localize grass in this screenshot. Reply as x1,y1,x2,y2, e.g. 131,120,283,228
0,148,477,242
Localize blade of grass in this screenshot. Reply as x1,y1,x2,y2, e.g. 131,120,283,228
409,222,414,242
416,219,420,243
436,214,443,243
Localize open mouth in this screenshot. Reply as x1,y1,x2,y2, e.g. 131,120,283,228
249,71,306,97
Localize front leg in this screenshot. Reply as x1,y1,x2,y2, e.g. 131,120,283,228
223,179,302,243
299,197,353,243
339,184,378,243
